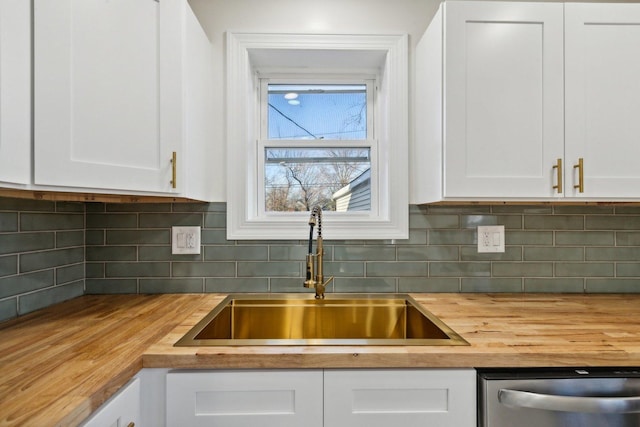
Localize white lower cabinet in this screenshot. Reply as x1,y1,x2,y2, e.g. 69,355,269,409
165,368,476,427
80,376,141,427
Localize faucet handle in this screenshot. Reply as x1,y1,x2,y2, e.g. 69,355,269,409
313,276,334,299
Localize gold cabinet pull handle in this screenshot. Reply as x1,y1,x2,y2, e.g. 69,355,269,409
552,158,562,194
127,423,135,427
170,151,177,189
573,157,584,193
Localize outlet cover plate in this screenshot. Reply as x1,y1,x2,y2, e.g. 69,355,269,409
477,225,505,253
172,226,201,255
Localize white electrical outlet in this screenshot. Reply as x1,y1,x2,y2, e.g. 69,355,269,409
172,226,201,255
477,225,505,253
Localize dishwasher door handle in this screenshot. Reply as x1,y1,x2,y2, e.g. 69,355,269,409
499,388,640,414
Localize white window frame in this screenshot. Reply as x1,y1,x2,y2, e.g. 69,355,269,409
226,32,408,240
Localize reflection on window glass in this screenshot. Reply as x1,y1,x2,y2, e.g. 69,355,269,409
268,84,367,140
265,148,371,212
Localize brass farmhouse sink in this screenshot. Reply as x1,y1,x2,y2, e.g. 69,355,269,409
175,294,468,346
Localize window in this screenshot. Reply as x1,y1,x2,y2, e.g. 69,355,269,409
261,81,374,213
227,33,408,240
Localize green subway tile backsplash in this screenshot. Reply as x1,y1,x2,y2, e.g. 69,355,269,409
617,232,640,246
139,278,204,293
555,231,615,246
105,262,170,278
430,262,491,277
0,233,55,255
85,278,137,294
586,278,640,293
5,198,640,323
139,213,203,228
86,213,137,229
524,278,585,293
204,245,269,261
523,247,584,261
398,246,459,261
20,248,84,273
0,256,17,278
334,277,396,293
555,263,614,277
173,261,235,277
492,262,554,277
0,270,54,299
525,215,584,230
20,213,84,231
106,230,171,245
461,278,522,293
586,247,640,261
586,215,640,230
205,277,269,293
334,245,396,261
398,277,460,293
0,198,84,322
0,212,18,232
237,261,301,277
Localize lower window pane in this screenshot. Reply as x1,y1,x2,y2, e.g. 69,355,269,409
265,148,371,212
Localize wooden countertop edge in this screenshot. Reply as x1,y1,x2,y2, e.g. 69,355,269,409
142,351,640,370
56,360,143,427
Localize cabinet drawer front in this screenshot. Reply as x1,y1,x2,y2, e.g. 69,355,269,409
324,369,476,427
166,370,323,427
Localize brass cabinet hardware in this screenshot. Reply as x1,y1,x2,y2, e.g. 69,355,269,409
552,158,562,194
127,423,135,427
170,151,177,189
573,157,584,193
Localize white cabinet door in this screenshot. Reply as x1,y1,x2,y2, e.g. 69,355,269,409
166,370,323,427
443,1,564,198
80,377,141,427
324,368,476,427
0,0,30,186
33,0,182,194
565,3,640,199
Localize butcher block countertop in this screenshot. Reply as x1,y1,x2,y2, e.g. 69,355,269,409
2,293,640,426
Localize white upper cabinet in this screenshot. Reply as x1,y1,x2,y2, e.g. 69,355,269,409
414,1,564,203
413,1,640,203
565,3,640,199
443,1,564,199
33,0,214,200
0,0,31,186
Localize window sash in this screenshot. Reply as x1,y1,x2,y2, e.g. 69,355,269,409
257,139,379,215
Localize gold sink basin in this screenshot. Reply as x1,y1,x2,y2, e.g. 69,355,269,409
175,294,468,346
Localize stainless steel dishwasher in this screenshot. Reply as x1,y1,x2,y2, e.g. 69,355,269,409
478,368,640,426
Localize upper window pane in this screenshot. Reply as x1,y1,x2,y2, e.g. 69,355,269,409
267,84,367,140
